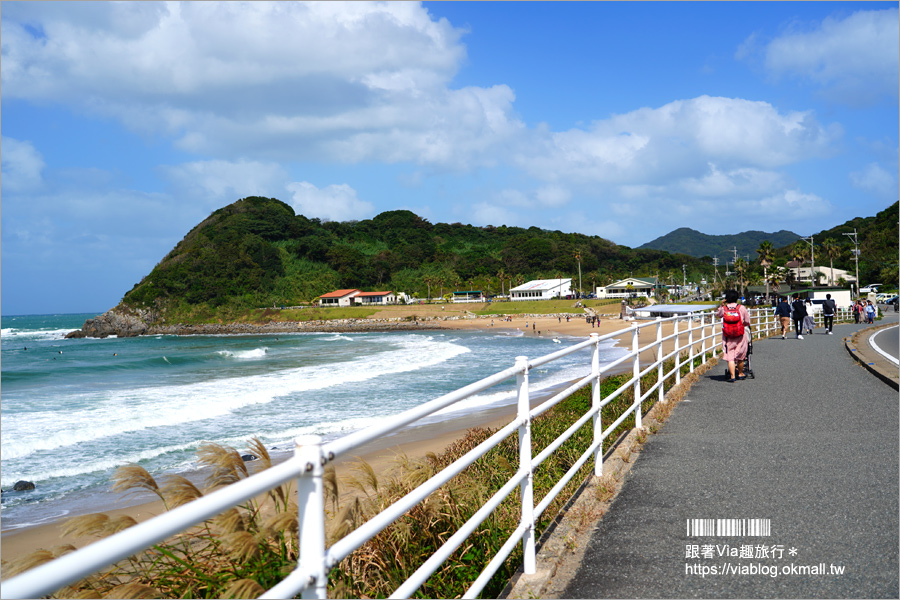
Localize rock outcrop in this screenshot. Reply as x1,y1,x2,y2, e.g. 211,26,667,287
12,480,35,491
66,307,151,339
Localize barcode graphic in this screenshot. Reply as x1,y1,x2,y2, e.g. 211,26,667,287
687,518,771,537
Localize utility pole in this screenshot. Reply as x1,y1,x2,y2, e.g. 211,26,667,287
802,235,815,286
682,264,687,298
842,229,859,296
713,256,719,285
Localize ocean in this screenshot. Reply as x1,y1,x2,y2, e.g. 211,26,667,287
1,313,627,531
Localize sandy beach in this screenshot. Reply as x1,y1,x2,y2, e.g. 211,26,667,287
2,309,710,566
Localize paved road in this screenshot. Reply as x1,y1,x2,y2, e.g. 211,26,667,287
870,325,899,364
563,315,899,599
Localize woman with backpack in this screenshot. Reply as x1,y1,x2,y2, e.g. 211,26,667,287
716,289,752,382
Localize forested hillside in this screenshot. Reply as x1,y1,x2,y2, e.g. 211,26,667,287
638,228,801,259
781,201,898,286
122,197,710,313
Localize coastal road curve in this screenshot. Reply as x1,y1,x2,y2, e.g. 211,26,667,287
556,314,899,599
870,324,899,365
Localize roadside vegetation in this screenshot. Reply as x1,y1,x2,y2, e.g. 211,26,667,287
3,354,710,599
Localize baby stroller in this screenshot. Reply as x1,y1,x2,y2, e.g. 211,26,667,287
724,332,754,379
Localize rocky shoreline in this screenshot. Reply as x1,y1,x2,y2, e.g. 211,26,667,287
64,307,601,338
65,309,447,338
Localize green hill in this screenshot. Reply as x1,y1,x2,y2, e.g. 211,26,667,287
794,201,898,287
638,228,801,260
121,196,712,319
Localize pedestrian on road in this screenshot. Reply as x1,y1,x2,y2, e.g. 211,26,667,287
774,296,791,339
822,293,836,334
865,300,876,324
716,289,751,382
853,300,863,323
802,298,815,335
791,294,807,339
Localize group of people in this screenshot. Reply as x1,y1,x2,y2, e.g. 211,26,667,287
852,299,877,324
773,293,837,340
716,290,844,383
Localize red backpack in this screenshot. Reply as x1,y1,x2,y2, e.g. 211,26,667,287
722,304,745,337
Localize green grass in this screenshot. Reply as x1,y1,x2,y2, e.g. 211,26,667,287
475,298,620,316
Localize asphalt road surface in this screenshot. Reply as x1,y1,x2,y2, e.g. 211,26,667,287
563,317,899,599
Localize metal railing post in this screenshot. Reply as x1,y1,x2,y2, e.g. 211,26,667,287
632,323,642,429
673,317,681,385
687,315,695,372
656,317,664,403
590,334,603,476
296,436,327,600
700,313,707,361
515,356,536,574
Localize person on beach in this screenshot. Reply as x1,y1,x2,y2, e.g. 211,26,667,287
774,296,792,339
822,294,836,335
716,289,751,382
790,294,807,339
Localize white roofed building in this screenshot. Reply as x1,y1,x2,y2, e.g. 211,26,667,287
509,279,572,301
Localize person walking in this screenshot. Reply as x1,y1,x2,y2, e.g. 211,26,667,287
802,298,815,335
774,296,791,339
791,294,807,339
716,289,751,382
822,293,836,334
865,300,876,324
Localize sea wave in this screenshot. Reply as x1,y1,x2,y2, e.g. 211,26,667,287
1,335,470,461
216,347,269,359
1,327,79,341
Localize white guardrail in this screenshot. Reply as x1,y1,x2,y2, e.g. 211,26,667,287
1,306,853,599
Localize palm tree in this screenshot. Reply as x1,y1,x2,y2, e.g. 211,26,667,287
573,250,583,297
733,258,748,296
437,276,445,299
423,276,433,301
820,239,840,286
496,269,507,296
768,266,786,298
791,241,808,284
757,240,775,301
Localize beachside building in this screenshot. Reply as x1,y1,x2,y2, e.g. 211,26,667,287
596,277,659,299
785,262,856,286
452,290,485,303
509,279,572,301
318,289,360,307
354,291,398,305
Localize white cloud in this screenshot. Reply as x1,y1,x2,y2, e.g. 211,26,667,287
515,96,840,185
1,137,45,192
679,164,786,197
1,2,525,168
850,163,897,198
286,181,375,221
763,8,899,104
159,160,288,201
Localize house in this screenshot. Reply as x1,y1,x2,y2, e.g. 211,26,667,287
452,291,485,303
596,277,659,299
354,291,398,305
509,279,572,301
785,262,856,286
318,289,360,307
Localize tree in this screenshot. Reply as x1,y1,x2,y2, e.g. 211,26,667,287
496,269,507,296
820,239,840,286
791,241,808,283
757,240,775,301
733,258,748,297
768,266,786,297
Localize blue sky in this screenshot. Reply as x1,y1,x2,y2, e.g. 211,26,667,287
2,1,898,315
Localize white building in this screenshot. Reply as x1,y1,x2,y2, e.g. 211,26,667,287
318,289,360,307
786,262,856,286
596,277,659,299
509,279,572,301
354,291,398,305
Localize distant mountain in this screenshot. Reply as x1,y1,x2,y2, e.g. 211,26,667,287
638,228,802,260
